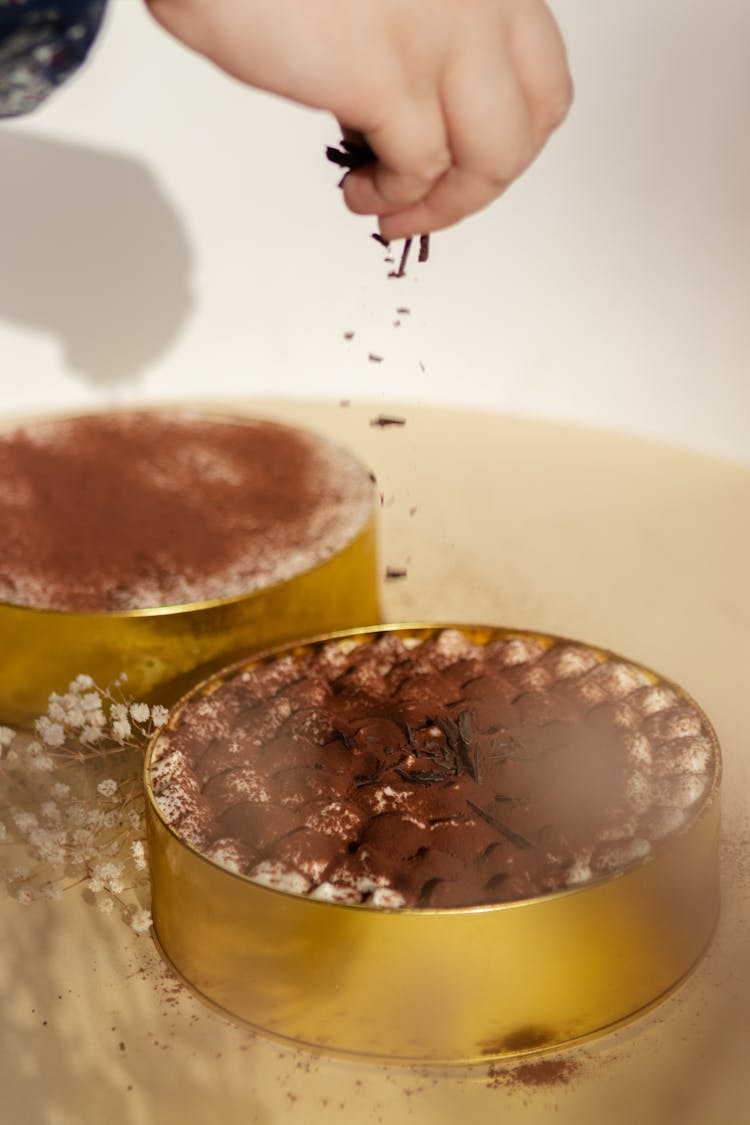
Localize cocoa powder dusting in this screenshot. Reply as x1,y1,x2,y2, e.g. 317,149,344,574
487,1056,580,1090
0,412,372,612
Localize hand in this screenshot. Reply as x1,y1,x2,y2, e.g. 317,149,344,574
145,0,572,239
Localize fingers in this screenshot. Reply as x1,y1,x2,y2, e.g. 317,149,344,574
342,1,572,239
508,1,574,143
373,40,537,239
341,99,451,217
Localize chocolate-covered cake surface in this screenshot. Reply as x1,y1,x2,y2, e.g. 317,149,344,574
0,411,373,612
150,628,717,910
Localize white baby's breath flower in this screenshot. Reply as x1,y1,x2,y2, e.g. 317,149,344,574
35,717,65,748
92,862,125,894
63,703,87,728
43,881,64,902
112,718,132,742
81,691,103,713
29,828,67,865
66,803,87,826
101,811,118,830
71,674,95,692
40,801,60,822
129,703,150,724
79,725,104,744
0,821,6,842
51,782,70,801
109,702,128,722
46,695,66,722
88,876,104,893
129,908,152,934
130,840,147,870
11,865,30,881
29,752,55,772
0,725,15,750
96,778,118,799
97,896,115,914
12,811,38,834
151,705,169,728
127,809,144,829
16,887,34,906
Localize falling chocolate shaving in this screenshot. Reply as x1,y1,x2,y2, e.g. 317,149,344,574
419,234,430,262
389,237,413,279
396,307,410,315
342,331,354,341
385,567,407,581
368,353,383,363
467,801,533,850
371,232,391,249
369,415,406,428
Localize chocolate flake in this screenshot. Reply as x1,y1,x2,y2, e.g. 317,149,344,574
394,768,447,786
385,567,407,581
368,353,384,364
389,237,413,279
467,801,533,850
325,140,377,170
369,415,406,428
418,234,430,262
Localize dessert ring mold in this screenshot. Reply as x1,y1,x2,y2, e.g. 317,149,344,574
0,411,379,724
144,624,721,1064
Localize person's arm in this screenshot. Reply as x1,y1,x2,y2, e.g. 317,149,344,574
145,0,572,238
0,0,107,118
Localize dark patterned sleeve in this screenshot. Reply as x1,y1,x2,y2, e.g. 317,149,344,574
0,1,107,117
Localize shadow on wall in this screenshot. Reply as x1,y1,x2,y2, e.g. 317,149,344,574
0,128,193,386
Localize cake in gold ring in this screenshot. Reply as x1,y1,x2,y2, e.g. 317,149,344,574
0,411,379,722
145,625,720,1062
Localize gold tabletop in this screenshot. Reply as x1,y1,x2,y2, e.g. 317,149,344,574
2,399,748,1124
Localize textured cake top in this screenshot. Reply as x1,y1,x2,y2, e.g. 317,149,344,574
0,411,373,612
150,628,718,910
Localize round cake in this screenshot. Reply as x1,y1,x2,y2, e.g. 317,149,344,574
0,410,379,724
149,627,718,910
0,410,374,612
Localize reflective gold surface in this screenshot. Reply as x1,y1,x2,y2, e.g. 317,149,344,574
0,515,379,725
145,624,721,1063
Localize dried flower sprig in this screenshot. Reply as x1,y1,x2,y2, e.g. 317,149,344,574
0,674,168,934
